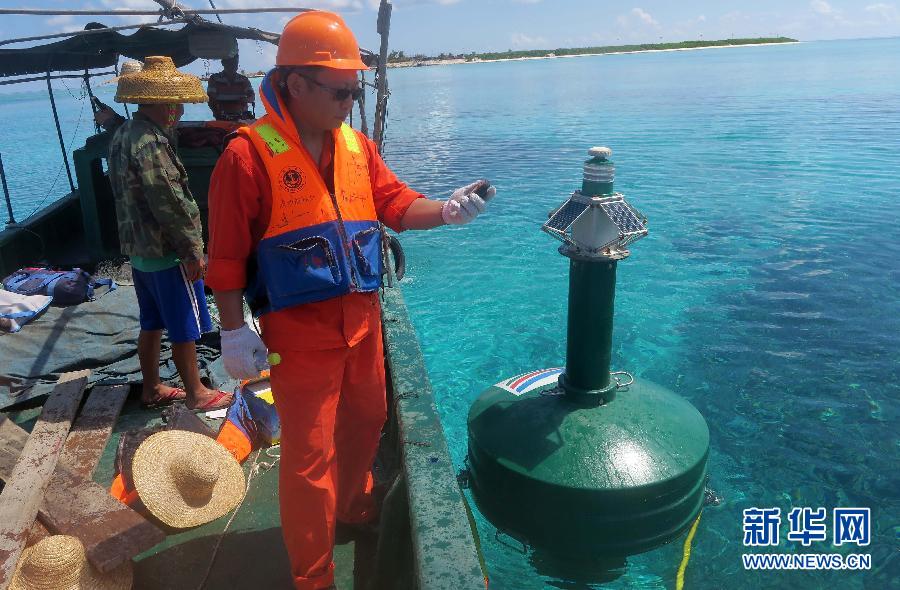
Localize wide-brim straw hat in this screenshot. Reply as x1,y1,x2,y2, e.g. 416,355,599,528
132,430,245,528
115,55,208,104
10,535,132,590
102,60,142,85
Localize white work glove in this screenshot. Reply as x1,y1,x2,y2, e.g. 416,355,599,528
441,180,497,225
221,323,269,380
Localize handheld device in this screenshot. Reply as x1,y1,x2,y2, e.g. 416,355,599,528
473,179,492,199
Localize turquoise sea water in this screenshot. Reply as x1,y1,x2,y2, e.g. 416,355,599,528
2,37,898,589
381,38,900,590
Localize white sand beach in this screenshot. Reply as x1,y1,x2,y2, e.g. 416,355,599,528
388,41,801,69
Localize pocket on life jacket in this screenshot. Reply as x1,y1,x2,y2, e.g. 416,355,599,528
350,226,383,281
263,236,342,299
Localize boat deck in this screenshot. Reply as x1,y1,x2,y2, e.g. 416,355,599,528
7,398,376,589
1,286,485,590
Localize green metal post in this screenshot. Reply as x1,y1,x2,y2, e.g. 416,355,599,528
558,147,619,403
559,258,617,402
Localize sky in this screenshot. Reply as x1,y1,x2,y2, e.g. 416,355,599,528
1,0,899,78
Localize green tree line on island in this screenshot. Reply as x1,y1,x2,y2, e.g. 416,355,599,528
387,37,798,64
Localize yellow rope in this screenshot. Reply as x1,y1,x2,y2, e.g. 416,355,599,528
675,511,703,590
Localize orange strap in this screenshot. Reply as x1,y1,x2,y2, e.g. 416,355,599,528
109,473,140,506
216,421,253,464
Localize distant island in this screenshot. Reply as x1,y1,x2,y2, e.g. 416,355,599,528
196,37,799,79
387,37,798,68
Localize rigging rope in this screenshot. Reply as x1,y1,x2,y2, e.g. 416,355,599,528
22,89,86,221
206,0,223,23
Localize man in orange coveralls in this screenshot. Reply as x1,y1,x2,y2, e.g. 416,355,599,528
205,11,495,590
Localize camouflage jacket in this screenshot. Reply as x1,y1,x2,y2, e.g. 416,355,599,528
108,112,204,261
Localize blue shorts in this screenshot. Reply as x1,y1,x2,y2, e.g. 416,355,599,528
132,265,213,343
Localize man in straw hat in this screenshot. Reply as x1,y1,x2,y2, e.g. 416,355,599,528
109,56,232,411
206,10,495,589
93,60,143,132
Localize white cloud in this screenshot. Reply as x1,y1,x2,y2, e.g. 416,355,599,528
217,0,365,10
97,0,166,24
632,7,659,27
509,32,548,48
617,7,660,30
46,14,75,29
866,2,900,22
809,0,851,26
809,0,834,16
373,0,461,6
811,0,834,16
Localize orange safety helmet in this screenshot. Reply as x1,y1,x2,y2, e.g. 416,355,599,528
276,11,368,70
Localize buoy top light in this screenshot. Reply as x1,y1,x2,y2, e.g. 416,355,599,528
588,146,612,159
541,146,648,259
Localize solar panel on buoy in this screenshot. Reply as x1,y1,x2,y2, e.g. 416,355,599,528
600,198,647,247
543,198,589,241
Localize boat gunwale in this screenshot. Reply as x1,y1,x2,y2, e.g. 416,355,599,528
381,285,487,589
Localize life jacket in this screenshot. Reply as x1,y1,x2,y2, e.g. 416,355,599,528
238,70,382,314
216,375,281,464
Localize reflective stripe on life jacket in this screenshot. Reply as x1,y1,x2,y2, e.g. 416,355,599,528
238,77,382,314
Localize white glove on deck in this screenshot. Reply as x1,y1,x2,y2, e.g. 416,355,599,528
441,180,496,225
221,323,269,380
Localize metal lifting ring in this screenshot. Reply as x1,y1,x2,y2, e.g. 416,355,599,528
611,371,635,389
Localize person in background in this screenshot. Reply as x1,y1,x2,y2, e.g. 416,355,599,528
206,11,495,590
207,53,255,121
93,60,142,132
109,56,233,411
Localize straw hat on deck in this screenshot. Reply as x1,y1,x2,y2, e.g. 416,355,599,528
132,430,245,529
10,535,132,590
115,56,208,104
102,60,143,85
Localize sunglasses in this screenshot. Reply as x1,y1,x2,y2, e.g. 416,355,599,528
298,73,364,102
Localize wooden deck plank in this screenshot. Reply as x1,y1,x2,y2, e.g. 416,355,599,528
58,384,129,478
0,370,90,590
38,383,164,572
0,386,165,574
42,476,165,573
25,520,51,548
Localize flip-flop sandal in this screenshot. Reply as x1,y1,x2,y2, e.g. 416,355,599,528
141,387,187,409
188,390,233,413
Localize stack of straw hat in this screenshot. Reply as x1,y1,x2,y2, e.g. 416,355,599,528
10,535,132,590
132,430,245,528
115,56,208,104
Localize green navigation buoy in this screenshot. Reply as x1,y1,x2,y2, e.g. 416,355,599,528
466,147,710,561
